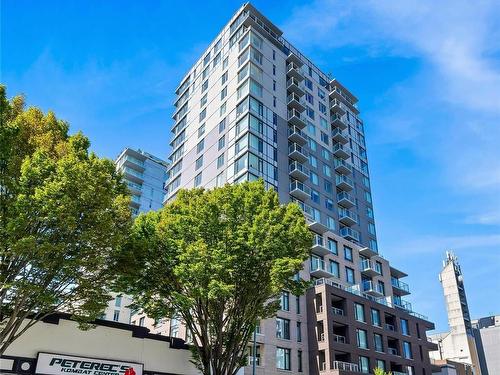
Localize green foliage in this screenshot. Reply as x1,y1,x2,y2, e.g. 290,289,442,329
118,181,312,375
0,85,132,354
373,368,392,375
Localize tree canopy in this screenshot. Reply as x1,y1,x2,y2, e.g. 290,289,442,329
0,86,132,354
119,180,312,375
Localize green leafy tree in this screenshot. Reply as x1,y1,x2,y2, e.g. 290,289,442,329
0,86,132,354
119,181,312,375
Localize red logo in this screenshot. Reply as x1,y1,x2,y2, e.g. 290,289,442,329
124,368,136,375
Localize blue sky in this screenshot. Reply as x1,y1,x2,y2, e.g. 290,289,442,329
2,0,500,332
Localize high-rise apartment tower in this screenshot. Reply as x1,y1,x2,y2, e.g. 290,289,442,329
164,3,436,375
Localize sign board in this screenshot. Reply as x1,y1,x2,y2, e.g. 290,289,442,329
36,353,143,375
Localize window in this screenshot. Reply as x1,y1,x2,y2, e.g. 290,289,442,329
325,198,334,211
318,88,326,99
358,356,369,373
201,80,208,92
115,296,122,307
280,291,290,311
219,118,226,133
375,261,383,275
139,317,145,327
276,348,291,371
113,310,120,322
203,53,211,66
344,246,353,261
199,108,206,121
305,92,314,105
319,102,327,115
216,171,225,187
357,329,368,349
220,102,226,116
273,64,276,75
304,78,313,90
365,191,372,204
355,303,365,322
346,267,355,284
324,180,333,193
306,106,315,120
329,260,339,278
401,319,410,336
310,172,319,185
403,342,413,359
376,360,385,372
276,317,290,340
213,52,221,67
221,86,227,100
326,216,335,231
221,71,228,85
320,131,329,145
250,79,263,97
367,207,374,218
374,333,384,352
311,189,320,203
323,164,332,177
297,350,303,372
195,156,203,170
197,139,204,153
218,136,225,150
200,93,207,107
296,296,301,314
273,49,276,60
368,222,376,235
371,309,381,326
327,238,338,254
198,124,205,137
235,154,247,174
273,80,276,91
202,66,209,79
309,155,318,168
194,173,202,187
223,57,228,69
377,280,385,295
217,154,224,169
296,322,302,342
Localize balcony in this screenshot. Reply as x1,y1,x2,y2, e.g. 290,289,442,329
339,227,360,242
332,361,359,372
330,99,347,116
359,246,378,257
307,217,329,234
289,161,309,182
288,108,306,129
310,258,333,278
332,307,344,316
337,191,355,208
359,260,381,277
290,180,311,201
126,181,143,195
333,159,352,175
336,174,354,191
287,77,305,97
123,167,144,183
331,128,348,144
288,126,307,145
287,93,305,112
338,208,358,226
288,143,309,163
331,114,348,130
362,280,384,296
387,347,399,356
286,51,303,67
286,62,303,81
130,194,141,208
332,143,350,159
394,298,412,312
385,323,396,332
333,334,346,344
391,278,410,295
122,155,145,171
312,234,330,256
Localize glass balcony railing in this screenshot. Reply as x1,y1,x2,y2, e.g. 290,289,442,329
290,180,311,196
289,161,309,176
391,277,410,293
123,167,144,179
339,227,360,242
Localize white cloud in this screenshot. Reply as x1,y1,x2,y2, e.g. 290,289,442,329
283,0,500,223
